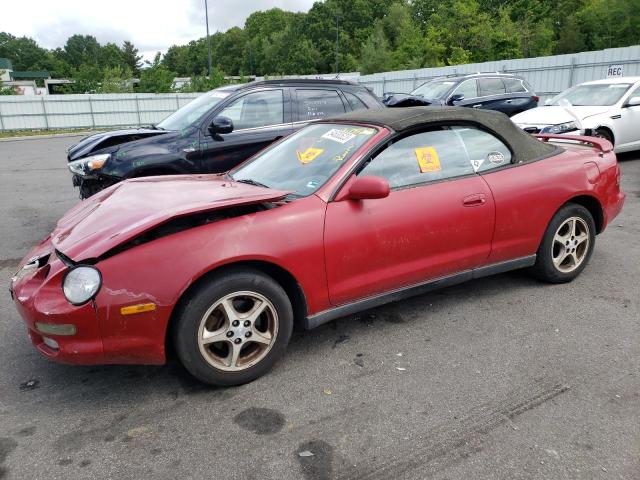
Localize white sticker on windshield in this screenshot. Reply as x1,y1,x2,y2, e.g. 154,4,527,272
470,159,485,172
321,128,357,144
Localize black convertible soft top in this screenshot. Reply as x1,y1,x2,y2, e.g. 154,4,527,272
326,106,559,163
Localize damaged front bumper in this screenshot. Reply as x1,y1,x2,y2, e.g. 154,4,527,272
10,239,106,364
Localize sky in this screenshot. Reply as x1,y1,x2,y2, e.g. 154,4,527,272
0,0,317,62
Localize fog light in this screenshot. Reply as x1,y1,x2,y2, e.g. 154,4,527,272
42,337,60,350
35,322,76,336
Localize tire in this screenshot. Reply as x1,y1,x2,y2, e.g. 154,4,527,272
173,268,293,386
531,203,596,283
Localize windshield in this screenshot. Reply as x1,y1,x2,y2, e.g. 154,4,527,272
230,123,378,196
550,83,631,107
411,80,456,99
156,90,230,130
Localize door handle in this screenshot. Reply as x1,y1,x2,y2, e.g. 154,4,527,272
462,193,486,207
472,104,482,108
505,99,513,104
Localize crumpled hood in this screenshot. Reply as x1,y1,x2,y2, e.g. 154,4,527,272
51,175,290,261
512,105,610,125
67,128,169,161
383,93,436,108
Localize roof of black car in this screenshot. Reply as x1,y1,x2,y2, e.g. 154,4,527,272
324,106,558,162
214,79,357,93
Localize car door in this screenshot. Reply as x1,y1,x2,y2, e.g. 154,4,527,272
293,88,348,131
476,77,511,113
323,126,496,305
198,88,292,173
449,79,481,107
615,84,640,150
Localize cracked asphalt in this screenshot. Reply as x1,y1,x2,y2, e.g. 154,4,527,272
0,135,638,480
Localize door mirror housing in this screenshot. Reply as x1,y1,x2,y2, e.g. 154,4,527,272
345,175,390,200
209,116,234,136
624,96,640,107
448,93,465,105
544,98,553,106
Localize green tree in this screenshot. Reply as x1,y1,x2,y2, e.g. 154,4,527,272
122,41,142,76
98,66,134,93
63,34,101,68
139,53,175,93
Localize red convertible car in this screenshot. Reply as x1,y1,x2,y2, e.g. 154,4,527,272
10,107,625,386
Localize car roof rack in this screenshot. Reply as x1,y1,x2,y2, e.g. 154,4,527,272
243,79,356,88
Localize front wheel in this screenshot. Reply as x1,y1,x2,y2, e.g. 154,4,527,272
531,204,596,283
173,269,293,386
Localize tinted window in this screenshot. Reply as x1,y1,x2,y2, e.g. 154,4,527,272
504,78,527,93
454,79,478,99
359,128,474,188
344,92,367,111
297,90,346,120
453,126,512,172
478,78,506,96
219,90,284,130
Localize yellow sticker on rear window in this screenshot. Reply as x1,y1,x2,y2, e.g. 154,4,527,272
415,147,441,173
297,147,324,164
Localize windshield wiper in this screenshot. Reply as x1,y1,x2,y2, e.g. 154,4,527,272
235,178,270,189
148,124,165,131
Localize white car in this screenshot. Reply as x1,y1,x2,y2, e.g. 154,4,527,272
512,77,640,153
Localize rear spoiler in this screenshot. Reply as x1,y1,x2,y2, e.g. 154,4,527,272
534,134,614,153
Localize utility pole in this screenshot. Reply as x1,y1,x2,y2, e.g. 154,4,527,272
335,14,339,75
205,0,212,77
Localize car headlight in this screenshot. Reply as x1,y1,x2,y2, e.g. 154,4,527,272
68,154,110,176
62,266,102,305
541,122,579,134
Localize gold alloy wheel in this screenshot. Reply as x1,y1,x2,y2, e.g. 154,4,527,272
197,291,279,372
552,216,590,273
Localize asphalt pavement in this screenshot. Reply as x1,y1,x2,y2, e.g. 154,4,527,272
0,135,638,480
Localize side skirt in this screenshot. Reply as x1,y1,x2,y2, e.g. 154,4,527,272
303,255,536,330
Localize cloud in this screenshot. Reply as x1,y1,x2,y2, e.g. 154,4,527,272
0,0,317,61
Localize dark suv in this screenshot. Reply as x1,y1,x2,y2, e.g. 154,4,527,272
67,79,384,198
383,73,539,116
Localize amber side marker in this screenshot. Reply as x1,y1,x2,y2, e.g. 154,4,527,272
120,303,157,316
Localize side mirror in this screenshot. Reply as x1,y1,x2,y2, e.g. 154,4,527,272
448,93,464,105
624,96,640,107
346,175,390,200
544,98,553,106
208,116,234,136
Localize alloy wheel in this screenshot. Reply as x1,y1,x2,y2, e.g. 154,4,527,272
551,216,590,273
197,291,278,372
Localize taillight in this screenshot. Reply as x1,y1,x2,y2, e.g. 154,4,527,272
532,96,540,103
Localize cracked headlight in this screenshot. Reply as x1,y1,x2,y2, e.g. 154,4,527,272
63,266,102,305
541,122,579,134
68,153,110,176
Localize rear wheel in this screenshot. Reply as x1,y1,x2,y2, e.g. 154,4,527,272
173,268,293,386
531,204,596,283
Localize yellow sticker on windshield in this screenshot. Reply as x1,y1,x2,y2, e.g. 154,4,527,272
415,147,441,173
297,147,324,164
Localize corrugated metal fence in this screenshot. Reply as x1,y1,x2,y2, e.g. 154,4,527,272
0,93,200,131
358,45,640,99
1,46,638,131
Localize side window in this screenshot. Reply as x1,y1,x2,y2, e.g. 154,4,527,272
452,126,512,173
359,128,474,188
297,89,346,120
219,90,284,130
454,79,478,99
478,78,507,96
504,78,527,93
344,91,367,111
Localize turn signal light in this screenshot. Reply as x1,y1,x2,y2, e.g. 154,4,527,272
120,303,157,316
